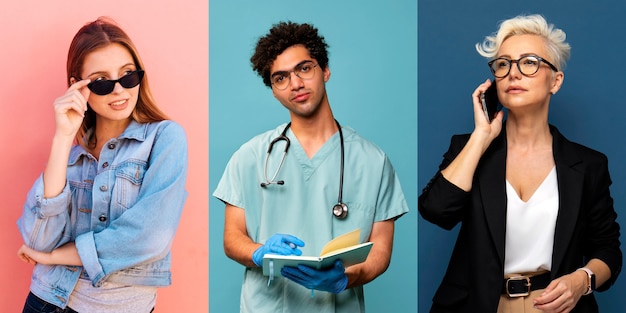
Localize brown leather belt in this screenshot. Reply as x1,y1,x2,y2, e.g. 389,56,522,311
501,272,551,297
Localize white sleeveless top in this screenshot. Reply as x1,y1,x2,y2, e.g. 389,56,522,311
504,166,559,274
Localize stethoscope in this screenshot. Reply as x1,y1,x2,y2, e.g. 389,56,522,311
260,119,348,219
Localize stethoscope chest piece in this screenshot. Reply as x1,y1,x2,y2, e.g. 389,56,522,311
332,202,348,219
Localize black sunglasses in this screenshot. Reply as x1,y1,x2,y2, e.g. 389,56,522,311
85,70,144,95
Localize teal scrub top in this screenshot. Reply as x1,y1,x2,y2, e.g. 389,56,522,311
214,123,409,313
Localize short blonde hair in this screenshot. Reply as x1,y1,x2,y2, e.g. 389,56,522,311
476,14,570,71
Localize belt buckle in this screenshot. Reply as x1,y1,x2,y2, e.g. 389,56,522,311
506,275,530,297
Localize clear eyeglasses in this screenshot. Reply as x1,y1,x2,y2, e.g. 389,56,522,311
270,61,318,90
488,55,558,78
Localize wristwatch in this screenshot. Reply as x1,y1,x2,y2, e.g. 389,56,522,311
578,267,596,295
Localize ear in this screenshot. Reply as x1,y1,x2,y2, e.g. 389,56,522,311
323,66,331,82
69,77,77,85
550,71,564,95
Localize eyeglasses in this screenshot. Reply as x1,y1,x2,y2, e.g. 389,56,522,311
85,70,145,95
270,61,318,90
488,55,558,78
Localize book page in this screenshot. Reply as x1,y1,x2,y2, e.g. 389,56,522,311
320,229,360,256
262,241,373,275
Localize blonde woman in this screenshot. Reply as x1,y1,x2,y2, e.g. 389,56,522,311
419,14,621,313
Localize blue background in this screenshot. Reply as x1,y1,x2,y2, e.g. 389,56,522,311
418,1,626,312
209,1,417,312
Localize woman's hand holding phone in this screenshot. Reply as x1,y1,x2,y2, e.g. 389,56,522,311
440,79,505,191
472,79,504,146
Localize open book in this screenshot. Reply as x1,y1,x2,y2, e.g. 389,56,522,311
262,229,373,278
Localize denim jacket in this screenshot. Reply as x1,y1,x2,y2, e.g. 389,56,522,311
17,120,188,308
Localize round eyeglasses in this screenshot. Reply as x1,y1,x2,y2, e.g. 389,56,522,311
84,70,145,95
488,55,558,78
270,61,318,90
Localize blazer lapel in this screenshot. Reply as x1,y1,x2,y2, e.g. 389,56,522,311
478,130,508,264
550,126,584,275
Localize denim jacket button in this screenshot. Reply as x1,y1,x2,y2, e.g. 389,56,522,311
108,143,116,149
99,214,107,222
102,162,109,168
100,185,108,191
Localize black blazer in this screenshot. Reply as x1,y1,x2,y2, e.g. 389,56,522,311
419,125,622,313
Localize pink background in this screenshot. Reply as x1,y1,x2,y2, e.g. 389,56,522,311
0,2,208,311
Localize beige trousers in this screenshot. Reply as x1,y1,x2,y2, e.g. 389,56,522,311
497,289,545,313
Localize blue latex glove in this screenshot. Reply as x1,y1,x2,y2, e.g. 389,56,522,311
281,259,348,294
252,234,305,267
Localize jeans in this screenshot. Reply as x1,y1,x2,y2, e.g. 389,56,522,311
22,292,77,313
22,292,155,313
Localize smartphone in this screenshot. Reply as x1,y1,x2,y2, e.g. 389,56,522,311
480,80,501,122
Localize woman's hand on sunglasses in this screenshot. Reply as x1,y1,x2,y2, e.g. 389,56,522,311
53,79,91,138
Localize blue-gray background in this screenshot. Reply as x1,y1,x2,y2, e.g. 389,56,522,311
419,1,626,312
209,1,417,312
